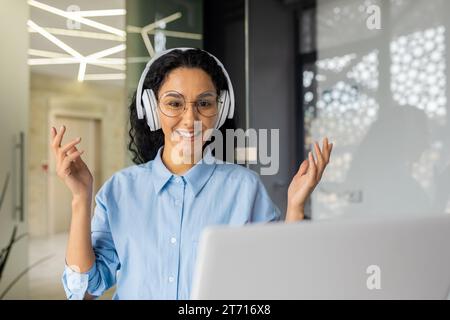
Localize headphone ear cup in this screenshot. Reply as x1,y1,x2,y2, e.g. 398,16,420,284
142,90,155,131
225,89,233,119
148,89,160,130
222,90,230,128
216,90,229,129
142,89,160,131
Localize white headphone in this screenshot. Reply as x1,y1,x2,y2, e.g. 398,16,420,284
136,47,235,131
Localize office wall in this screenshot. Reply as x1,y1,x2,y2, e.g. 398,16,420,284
0,0,29,299
28,73,126,236
204,0,246,131
248,0,298,217
308,0,450,219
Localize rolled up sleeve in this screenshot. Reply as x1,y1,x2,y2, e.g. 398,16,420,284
61,180,120,300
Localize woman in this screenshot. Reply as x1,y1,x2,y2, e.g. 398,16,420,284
51,48,333,300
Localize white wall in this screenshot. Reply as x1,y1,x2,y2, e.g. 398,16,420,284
28,73,126,237
0,0,29,299
310,0,450,219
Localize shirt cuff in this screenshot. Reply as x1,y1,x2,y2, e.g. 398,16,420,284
62,262,97,300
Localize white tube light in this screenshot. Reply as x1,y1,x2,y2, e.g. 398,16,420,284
77,62,87,82
84,73,126,81
27,20,83,58
28,57,126,66
29,27,125,41
28,0,126,37
86,44,126,60
28,49,70,58
72,9,126,17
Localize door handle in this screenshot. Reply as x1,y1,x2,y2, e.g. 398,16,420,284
14,132,24,222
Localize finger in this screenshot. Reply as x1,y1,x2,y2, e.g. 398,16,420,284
315,141,329,181
66,146,78,155
66,149,84,162
60,150,85,176
296,159,309,176
50,127,57,139
323,137,332,164
59,137,81,156
62,167,72,178
67,146,83,167
307,151,317,182
313,141,325,169
52,125,66,150
325,142,334,165
323,137,328,152
50,127,58,155
66,147,79,166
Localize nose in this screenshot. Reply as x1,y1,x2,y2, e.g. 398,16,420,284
180,103,200,127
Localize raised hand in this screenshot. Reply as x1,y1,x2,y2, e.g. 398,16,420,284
286,137,333,221
50,126,93,199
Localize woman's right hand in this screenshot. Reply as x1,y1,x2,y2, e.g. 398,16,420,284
51,125,93,199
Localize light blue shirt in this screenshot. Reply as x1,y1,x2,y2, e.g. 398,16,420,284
62,146,281,300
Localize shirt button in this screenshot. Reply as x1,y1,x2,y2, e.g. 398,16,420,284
170,237,177,244
168,276,175,283
175,177,181,184
175,199,181,206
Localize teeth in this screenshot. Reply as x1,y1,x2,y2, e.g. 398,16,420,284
176,130,201,138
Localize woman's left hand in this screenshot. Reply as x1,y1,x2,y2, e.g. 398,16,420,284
286,137,333,221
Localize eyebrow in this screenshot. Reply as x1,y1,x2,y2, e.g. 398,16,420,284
196,92,216,98
160,90,217,99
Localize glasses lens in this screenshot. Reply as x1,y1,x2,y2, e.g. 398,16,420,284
195,98,218,117
159,94,185,117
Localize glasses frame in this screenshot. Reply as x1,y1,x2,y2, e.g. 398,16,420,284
157,91,221,118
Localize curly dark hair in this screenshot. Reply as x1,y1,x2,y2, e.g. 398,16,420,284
128,48,235,164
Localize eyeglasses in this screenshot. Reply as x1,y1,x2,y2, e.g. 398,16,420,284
158,91,219,118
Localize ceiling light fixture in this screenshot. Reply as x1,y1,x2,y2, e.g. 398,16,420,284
72,9,126,17
28,0,126,37
29,27,125,41
28,20,83,58
84,73,126,81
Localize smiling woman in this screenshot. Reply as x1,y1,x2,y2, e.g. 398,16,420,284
128,49,231,164
52,48,332,300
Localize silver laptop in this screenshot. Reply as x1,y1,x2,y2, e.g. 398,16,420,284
191,214,450,299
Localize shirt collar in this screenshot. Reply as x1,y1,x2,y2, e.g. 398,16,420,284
150,145,217,197
151,146,173,194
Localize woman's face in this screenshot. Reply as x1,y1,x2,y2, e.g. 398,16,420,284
157,67,218,160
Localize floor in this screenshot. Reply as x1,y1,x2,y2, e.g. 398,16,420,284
28,232,114,300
